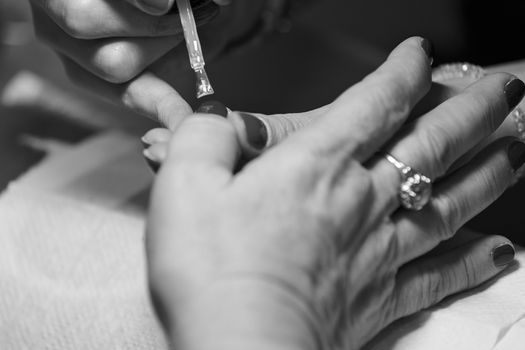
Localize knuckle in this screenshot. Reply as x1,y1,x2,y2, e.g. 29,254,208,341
420,265,452,307
458,255,477,290
416,121,457,176
431,192,464,240
93,43,141,83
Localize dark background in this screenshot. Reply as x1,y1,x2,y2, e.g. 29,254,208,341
1,0,525,242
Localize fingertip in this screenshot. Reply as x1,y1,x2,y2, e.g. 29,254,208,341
142,128,172,147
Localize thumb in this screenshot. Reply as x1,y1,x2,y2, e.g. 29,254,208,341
230,106,329,158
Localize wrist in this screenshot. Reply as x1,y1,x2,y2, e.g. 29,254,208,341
169,277,325,350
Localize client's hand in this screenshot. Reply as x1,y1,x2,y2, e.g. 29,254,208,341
28,0,263,127
146,38,522,350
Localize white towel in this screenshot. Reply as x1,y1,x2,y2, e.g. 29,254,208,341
0,186,168,349
2,131,525,349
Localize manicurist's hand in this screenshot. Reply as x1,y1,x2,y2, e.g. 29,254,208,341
28,0,263,127
146,37,522,350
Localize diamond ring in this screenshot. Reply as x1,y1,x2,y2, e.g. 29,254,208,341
385,154,433,211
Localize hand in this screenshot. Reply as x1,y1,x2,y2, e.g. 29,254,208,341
29,0,264,127
146,37,521,350
141,76,524,171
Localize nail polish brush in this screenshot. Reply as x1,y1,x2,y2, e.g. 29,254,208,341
175,0,215,99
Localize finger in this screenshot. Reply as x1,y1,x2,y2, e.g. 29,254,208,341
32,5,182,84
228,107,330,158
424,226,484,258
371,73,525,214
392,74,522,178
231,79,467,160
394,137,525,265
162,113,240,182
409,81,465,120
449,109,525,174
58,55,192,128
391,233,515,321
231,80,468,159
30,0,191,38
282,36,432,162
413,76,525,173
142,128,172,147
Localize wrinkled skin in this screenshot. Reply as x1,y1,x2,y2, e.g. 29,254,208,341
146,38,519,350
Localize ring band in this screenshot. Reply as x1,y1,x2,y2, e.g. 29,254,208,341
385,154,433,211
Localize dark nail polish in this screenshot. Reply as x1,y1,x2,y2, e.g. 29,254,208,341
504,78,525,111
421,38,433,62
508,141,525,171
239,113,268,151
196,100,228,118
492,243,515,268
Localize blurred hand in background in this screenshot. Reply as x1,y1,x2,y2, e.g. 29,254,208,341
28,0,265,128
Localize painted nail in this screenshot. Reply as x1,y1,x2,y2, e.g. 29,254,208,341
492,243,515,268
504,78,525,111
239,113,268,151
420,38,433,63
508,141,525,171
196,100,228,118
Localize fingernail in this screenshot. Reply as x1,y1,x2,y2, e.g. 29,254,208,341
504,78,525,111
508,141,525,171
138,0,172,15
141,129,171,147
492,243,515,268
141,137,151,149
239,113,268,151
196,100,228,118
143,149,160,173
421,38,434,64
